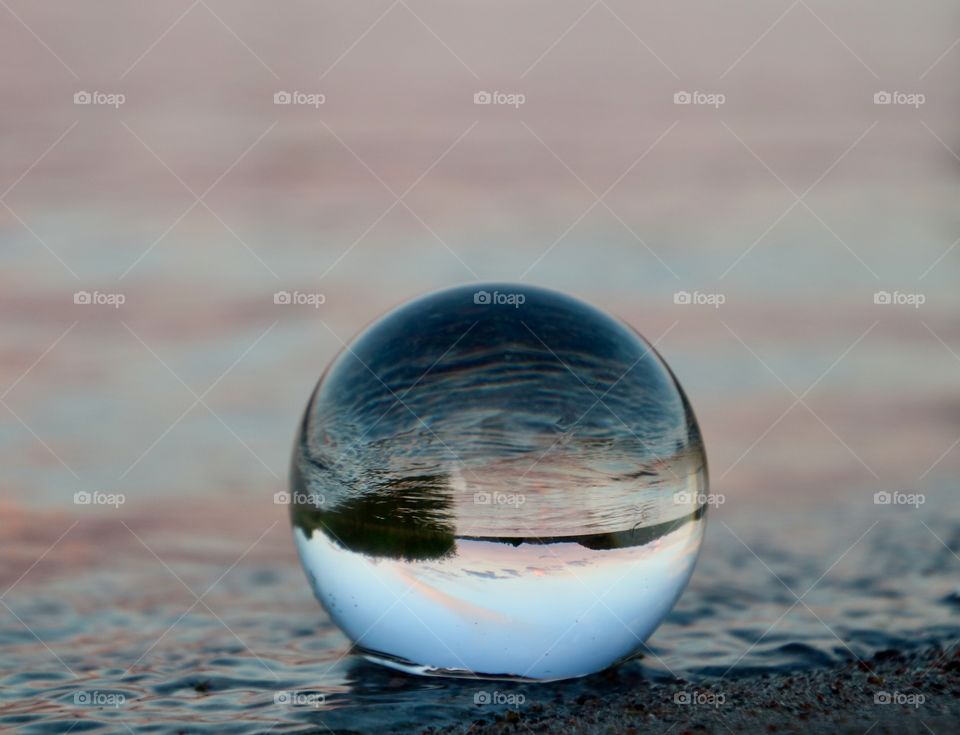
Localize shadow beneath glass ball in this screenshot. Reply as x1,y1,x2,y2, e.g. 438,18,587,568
299,650,666,733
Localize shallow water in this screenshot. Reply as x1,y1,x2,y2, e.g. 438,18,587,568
4,494,959,733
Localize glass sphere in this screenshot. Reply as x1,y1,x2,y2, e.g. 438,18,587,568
289,283,708,680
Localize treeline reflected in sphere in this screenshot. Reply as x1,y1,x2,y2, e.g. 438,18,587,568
290,283,708,680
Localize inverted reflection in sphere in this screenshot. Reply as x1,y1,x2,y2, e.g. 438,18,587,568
290,283,708,680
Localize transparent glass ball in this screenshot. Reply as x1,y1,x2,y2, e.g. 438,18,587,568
290,284,708,681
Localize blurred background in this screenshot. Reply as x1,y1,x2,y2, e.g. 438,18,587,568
2,1,959,731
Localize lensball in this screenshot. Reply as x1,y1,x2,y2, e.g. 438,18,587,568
289,283,708,680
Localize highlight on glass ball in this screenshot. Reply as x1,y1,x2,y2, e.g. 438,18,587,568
289,283,708,681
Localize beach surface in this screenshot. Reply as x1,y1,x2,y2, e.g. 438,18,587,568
2,1,959,732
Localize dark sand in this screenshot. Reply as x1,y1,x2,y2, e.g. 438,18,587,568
430,647,960,735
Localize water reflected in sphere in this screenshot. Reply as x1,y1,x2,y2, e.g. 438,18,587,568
290,284,708,680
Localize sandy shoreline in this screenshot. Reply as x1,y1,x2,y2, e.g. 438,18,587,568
426,646,960,735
